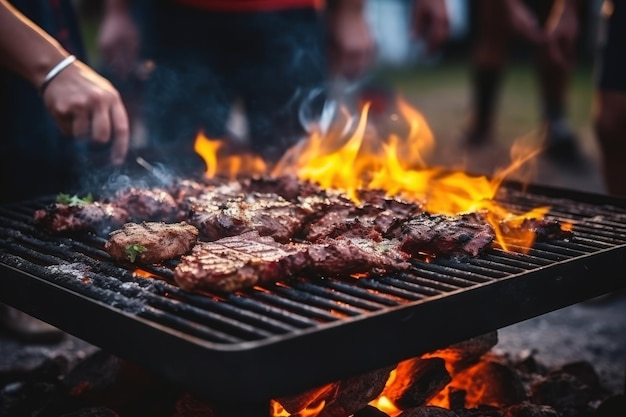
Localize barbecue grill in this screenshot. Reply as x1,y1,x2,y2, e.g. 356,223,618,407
1,181,626,415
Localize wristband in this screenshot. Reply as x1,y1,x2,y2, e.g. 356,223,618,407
40,55,77,94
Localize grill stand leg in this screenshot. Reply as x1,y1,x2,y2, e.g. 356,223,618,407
212,400,269,417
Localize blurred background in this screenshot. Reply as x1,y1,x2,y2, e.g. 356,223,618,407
75,0,606,193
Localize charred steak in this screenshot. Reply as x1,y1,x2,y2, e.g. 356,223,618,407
105,221,199,264
174,231,308,293
398,212,496,258
111,187,180,222
34,202,130,234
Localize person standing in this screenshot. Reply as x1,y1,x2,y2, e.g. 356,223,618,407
593,0,626,197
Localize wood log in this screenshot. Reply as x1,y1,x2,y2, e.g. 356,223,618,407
424,332,498,374
384,357,452,410
397,406,458,417
318,365,395,417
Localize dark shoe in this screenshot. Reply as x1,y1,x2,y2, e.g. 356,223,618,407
543,121,582,163
0,304,65,344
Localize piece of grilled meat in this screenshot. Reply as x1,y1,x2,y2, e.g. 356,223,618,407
105,221,199,264
111,187,180,222
398,212,496,258
187,192,312,243
34,202,130,235
174,231,309,293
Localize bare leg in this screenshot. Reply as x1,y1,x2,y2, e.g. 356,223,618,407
593,90,626,197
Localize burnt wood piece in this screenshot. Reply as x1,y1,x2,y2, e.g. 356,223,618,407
501,402,559,417
397,406,458,417
33,203,130,235
275,383,339,415
173,231,309,293
425,332,499,374
186,193,312,243
104,222,199,264
109,187,180,223
398,212,495,258
383,357,452,410
318,366,395,417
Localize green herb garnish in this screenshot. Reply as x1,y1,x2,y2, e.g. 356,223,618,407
125,244,147,263
56,192,94,206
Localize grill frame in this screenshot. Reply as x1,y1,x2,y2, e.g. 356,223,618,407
1,181,626,402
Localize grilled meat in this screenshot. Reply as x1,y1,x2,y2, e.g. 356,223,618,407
503,217,574,242
111,187,180,222
174,231,309,293
33,202,130,234
187,193,312,243
398,212,496,258
308,235,411,277
105,221,199,264
243,175,324,202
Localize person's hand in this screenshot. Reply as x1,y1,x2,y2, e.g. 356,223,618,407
327,1,375,80
504,0,545,44
412,0,449,55
97,7,140,78
544,0,578,69
42,60,129,165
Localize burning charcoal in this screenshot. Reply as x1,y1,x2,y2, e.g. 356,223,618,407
170,392,216,417
398,212,495,258
105,222,199,264
383,357,452,410
61,351,179,417
397,406,459,417
34,202,130,235
558,361,606,397
452,360,527,409
59,407,120,417
318,365,394,417
174,231,309,293
425,332,499,374
594,394,626,417
447,387,467,411
530,370,596,417
274,383,338,414
456,405,501,416
353,404,391,416
501,402,559,417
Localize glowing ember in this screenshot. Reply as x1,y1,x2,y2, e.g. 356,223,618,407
193,98,568,252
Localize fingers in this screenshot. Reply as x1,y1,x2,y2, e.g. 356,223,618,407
109,100,130,165
71,110,92,140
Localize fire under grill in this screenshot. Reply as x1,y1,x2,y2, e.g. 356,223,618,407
1,182,626,406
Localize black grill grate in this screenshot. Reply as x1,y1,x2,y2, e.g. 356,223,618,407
1,183,626,401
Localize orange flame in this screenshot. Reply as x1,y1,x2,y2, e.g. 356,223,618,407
193,98,563,252
193,131,266,180
270,399,326,417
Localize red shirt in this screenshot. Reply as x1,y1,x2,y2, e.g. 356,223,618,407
174,0,325,12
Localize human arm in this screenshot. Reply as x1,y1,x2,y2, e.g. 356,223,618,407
326,0,375,79
98,0,140,78
412,0,449,55
0,0,129,165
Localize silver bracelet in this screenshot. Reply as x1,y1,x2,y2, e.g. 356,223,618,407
40,55,77,94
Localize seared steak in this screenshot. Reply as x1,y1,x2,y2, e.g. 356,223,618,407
308,235,411,277
187,193,312,243
105,222,199,264
499,217,574,242
111,187,180,222
174,231,308,293
34,202,130,234
399,212,496,257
